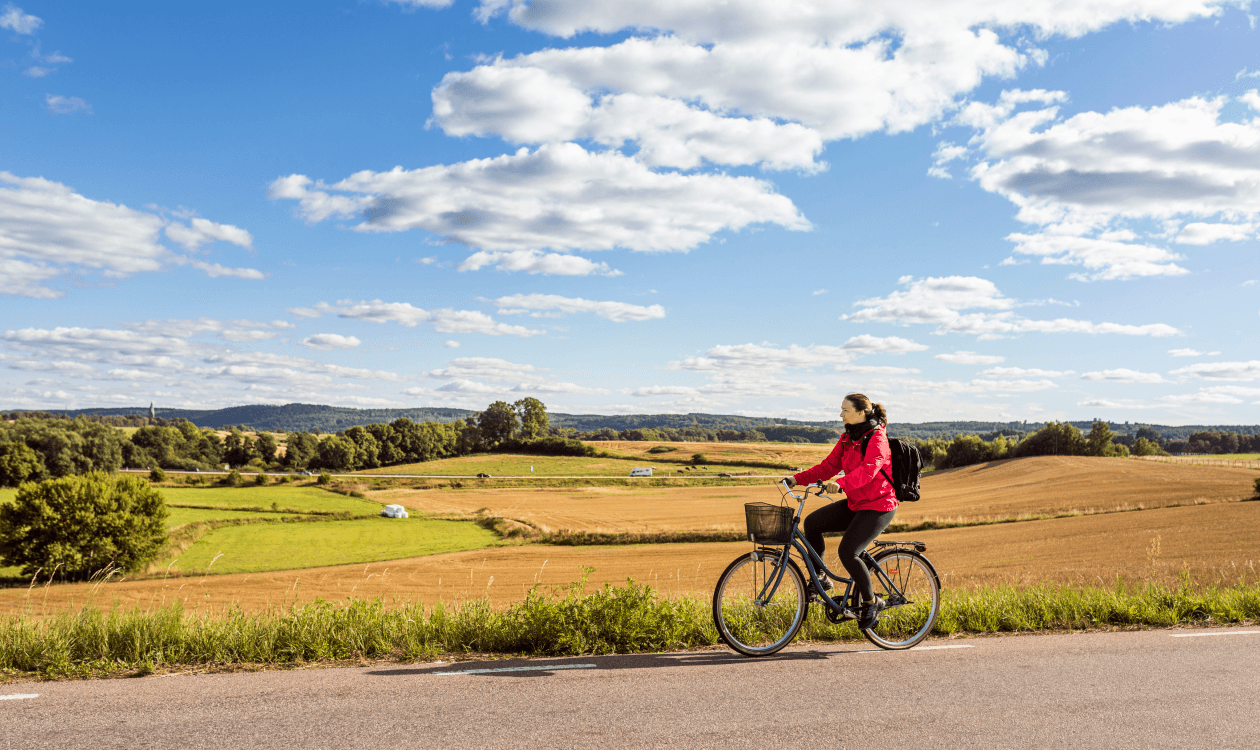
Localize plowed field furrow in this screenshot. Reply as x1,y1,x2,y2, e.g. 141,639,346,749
5,501,1256,616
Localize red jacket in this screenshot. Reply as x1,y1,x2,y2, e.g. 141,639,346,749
793,425,897,513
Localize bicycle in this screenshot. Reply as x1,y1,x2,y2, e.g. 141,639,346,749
712,479,941,656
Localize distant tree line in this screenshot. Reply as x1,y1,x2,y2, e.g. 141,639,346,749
914,421,1170,471
548,424,837,444
0,398,587,485
1149,430,1260,455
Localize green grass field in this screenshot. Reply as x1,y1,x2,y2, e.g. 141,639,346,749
166,517,499,574
165,507,287,528
357,453,775,477
158,486,382,515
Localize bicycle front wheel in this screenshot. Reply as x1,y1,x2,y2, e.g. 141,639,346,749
712,550,808,657
862,549,941,650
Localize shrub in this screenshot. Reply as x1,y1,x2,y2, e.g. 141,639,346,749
0,442,46,487
690,453,707,464
148,467,166,483
254,472,267,486
223,470,242,487
1131,437,1169,457
1254,477,1260,497
278,475,291,484
317,471,331,485
647,445,677,454
0,472,168,580
492,437,597,457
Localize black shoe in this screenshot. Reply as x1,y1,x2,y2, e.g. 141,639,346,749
814,575,832,592
858,597,885,629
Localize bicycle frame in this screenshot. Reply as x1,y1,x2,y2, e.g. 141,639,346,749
753,483,904,616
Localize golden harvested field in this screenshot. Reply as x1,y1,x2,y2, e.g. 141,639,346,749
593,440,825,467
906,456,1259,524
369,456,1259,532
370,484,832,533
5,501,1257,616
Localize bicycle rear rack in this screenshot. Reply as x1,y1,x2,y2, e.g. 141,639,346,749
871,539,927,552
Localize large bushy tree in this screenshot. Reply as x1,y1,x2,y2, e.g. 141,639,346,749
477,401,519,448
513,398,549,440
0,442,46,487
0,472,168,580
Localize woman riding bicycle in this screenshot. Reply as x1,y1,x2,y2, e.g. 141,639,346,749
784,392,896,629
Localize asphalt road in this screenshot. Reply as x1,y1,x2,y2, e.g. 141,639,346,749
3,628,1258,749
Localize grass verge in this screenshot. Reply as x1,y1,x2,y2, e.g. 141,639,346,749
3,574,1256,680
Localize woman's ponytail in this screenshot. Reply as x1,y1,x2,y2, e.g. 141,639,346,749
870,402,888,426
845,392,888,426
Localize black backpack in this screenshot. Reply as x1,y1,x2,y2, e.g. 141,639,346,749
859,431,923,503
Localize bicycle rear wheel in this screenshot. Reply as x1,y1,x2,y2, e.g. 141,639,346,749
862,549,941,650
713,550,808,657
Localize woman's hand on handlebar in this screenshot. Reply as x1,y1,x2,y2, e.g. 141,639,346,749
823,481,841,495
781,477,796,488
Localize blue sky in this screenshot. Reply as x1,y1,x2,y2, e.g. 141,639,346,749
2,0,1258,424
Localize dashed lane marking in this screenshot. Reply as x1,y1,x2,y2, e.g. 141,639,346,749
436,663,597,676
1171,631,1260,638
0,694,39,701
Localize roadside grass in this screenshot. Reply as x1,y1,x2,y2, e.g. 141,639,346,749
159,486,382,515
165,517,500,575
355,453,778,477
2,574,1257,680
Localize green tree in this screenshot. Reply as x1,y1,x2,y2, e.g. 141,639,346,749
1012,422,1087,458
254,432,278,464
477,401,519,448
344,426,381,469
1131,437,1168,456
514,398,549,440
148,467,166,483
0,472,168,579
456,419,483,455
0,442,46,487
282,432,318,469
313,434,357,472
1085,421,1128,457
223,430,255,468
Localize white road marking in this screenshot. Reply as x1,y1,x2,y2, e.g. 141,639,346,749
851,644,975,654
0,694,39,701
1171,630,1260,638
437,663,597,676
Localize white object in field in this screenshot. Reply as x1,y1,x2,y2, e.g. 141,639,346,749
380,504,409,518
531,465,534,472
630,467,653,477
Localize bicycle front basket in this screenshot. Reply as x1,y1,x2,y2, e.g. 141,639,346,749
744,502,794,545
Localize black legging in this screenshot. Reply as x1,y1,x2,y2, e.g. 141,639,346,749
803,500,896,602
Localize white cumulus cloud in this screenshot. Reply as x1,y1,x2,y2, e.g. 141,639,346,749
296,300,544,337
845,276,1181,337
0,172,261,297
935,351,1005,365
1080,369,1169,383
1170,360,1260,381
0,4,42,34
300,334,362,351
269,143,808,258
493,293,665,322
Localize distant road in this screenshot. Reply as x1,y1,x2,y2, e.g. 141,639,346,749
3,628,1258,749
120,469,779,480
